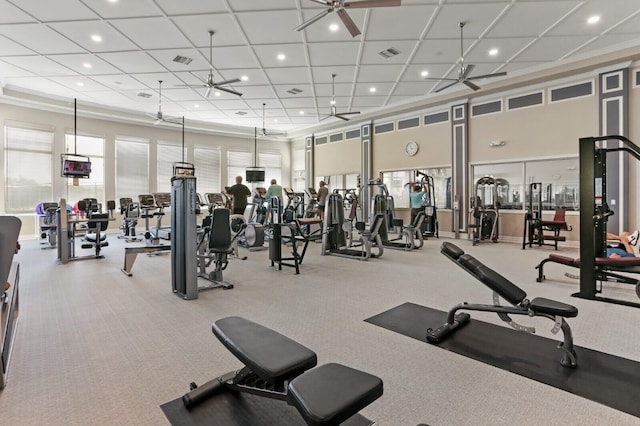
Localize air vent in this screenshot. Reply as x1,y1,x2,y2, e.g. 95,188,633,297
378,47,400,59
286,88,303,95
235,111,248,116
173,55,193,65
137,92,152,98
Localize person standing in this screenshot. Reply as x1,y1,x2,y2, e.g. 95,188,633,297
226,175,252,215
265,179,283,223
410,182,426,225
316,180,329,220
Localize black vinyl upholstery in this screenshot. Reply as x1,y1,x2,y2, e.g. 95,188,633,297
441,241,464,260
473,263,528,306
288,363,383,426
530,297,578,317
208,208,233,253
212,316,317,383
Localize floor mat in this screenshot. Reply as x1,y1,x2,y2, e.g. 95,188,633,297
160,388,370,425
365,302,640,418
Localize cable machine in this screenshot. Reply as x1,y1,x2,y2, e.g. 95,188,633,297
469,176,499,245
415,171,438,238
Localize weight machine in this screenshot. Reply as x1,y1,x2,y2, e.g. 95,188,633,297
522,182,571,250
415,171,438,238
469,176,499,245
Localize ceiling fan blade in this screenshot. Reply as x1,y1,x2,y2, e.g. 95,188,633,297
337,111,360,115
466,71,507,80
423,77,459,82
461,64,475,79
463,80,481,91
309,0,332,5
213,85,243,97
343,0,401,8
295,8,333,32
334,114,351,121
336,8,361,37
319,115,332,122
435,80,461,93
204,86,212,98
215,78,241,86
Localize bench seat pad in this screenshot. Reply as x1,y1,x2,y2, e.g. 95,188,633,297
548,254,577,265
530,297,578,318
288,363,383,426
213,316,317,383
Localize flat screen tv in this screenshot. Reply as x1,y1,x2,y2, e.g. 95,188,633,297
246,169,265,183
62,159,92,178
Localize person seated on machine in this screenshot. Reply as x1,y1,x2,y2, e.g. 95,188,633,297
606,230,639,258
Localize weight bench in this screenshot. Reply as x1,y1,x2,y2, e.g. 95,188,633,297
427,242,578,368
536,253,640,298
182,316,383,425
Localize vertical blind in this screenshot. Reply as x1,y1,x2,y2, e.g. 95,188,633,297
116,138,149,199
194,147,221,194
5,126,54,213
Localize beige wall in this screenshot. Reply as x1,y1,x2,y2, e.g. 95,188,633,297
373,120,450,172
470,93,598,163
314,137,361,176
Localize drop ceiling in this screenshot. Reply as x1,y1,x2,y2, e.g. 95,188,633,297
1,0,640,135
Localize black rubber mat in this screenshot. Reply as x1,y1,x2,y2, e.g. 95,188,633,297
160,389,371,426
365,302,640,418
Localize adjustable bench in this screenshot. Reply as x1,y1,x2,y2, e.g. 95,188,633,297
427,242,578,368
536,253,640,298
183,316,383,425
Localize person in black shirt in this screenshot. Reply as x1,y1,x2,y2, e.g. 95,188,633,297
227,176,252,215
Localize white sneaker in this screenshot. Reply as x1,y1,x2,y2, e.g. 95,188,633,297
629,230,639,246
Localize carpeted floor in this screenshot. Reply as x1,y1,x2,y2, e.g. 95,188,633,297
1,233,639,425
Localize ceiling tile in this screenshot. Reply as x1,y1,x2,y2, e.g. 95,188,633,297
80,0,164,19
48,53,123,75
306,42,362,67
0,2,38,24
153,0,228,15
365,5,436,41
263,67,311,85
96,51,166,74
0,23,85,54
15,0,98,21
110,17,191,50
236,10,302,44
48,21,139,53
1,56,78,76
253,44,308,68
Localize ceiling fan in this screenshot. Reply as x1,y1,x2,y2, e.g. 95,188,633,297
147,80,181,125
321,74,360,121
178,30,242,98
295,0,401,38
426,22,507,93
258,103,285,137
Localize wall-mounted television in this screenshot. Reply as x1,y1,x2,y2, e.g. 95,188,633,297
61,157,92,178
246,168,265,183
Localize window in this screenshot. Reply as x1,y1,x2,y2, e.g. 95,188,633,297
194,147,221,194
472,163,523,210
4,126,54,213
381,171,412,208
525,158,579,211
157,143,187,192
227,150,252,186
421,168,452,209
258,151,281,186
64,134,104,204
380,168,452,210
116,138,149,199
292,149,305,193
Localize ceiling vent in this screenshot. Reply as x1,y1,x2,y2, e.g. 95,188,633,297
235,111,248,116
137,92,152,98
286,88,303,95
378,47,400,59
173,55,193,65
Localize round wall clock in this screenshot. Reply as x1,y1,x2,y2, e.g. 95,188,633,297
405,141,419,156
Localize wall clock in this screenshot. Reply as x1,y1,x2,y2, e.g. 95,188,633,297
405,141,419,156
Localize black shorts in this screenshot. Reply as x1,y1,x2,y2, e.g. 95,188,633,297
317,205,325,211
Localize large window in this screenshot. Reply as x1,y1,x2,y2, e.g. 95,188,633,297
381,171,412,209
4,126,54,213
64,134,104,204
157,143,187,192
381,168,452,209
194,147,221,194
227,150,252,186
116,138,149,199
472,163,523,210
258,151,282,186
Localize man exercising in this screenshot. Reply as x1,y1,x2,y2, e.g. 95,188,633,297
264,179,283,223
316,181,329,220
606,230,639,258
227,176,252,215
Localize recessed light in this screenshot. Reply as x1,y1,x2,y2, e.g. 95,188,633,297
587,15,600,24
489,48,498,56
369,87,376,93
76,82,84,87
82,63,92,69
240,75,248,81
108,0,118,3
194,104,200,108
330,100,336,105
214,92,221,97
329,23,339,32
277,53,286,61
273,119,278,123
299,111,305,115
420,70,429,78
91,34,102,43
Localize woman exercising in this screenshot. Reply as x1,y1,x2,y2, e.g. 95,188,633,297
606,230,639,258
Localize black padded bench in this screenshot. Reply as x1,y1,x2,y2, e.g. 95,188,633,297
427,242,578,368
182,316,383,425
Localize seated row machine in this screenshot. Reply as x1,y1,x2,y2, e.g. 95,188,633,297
182,316,383,425
427,242,578,368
